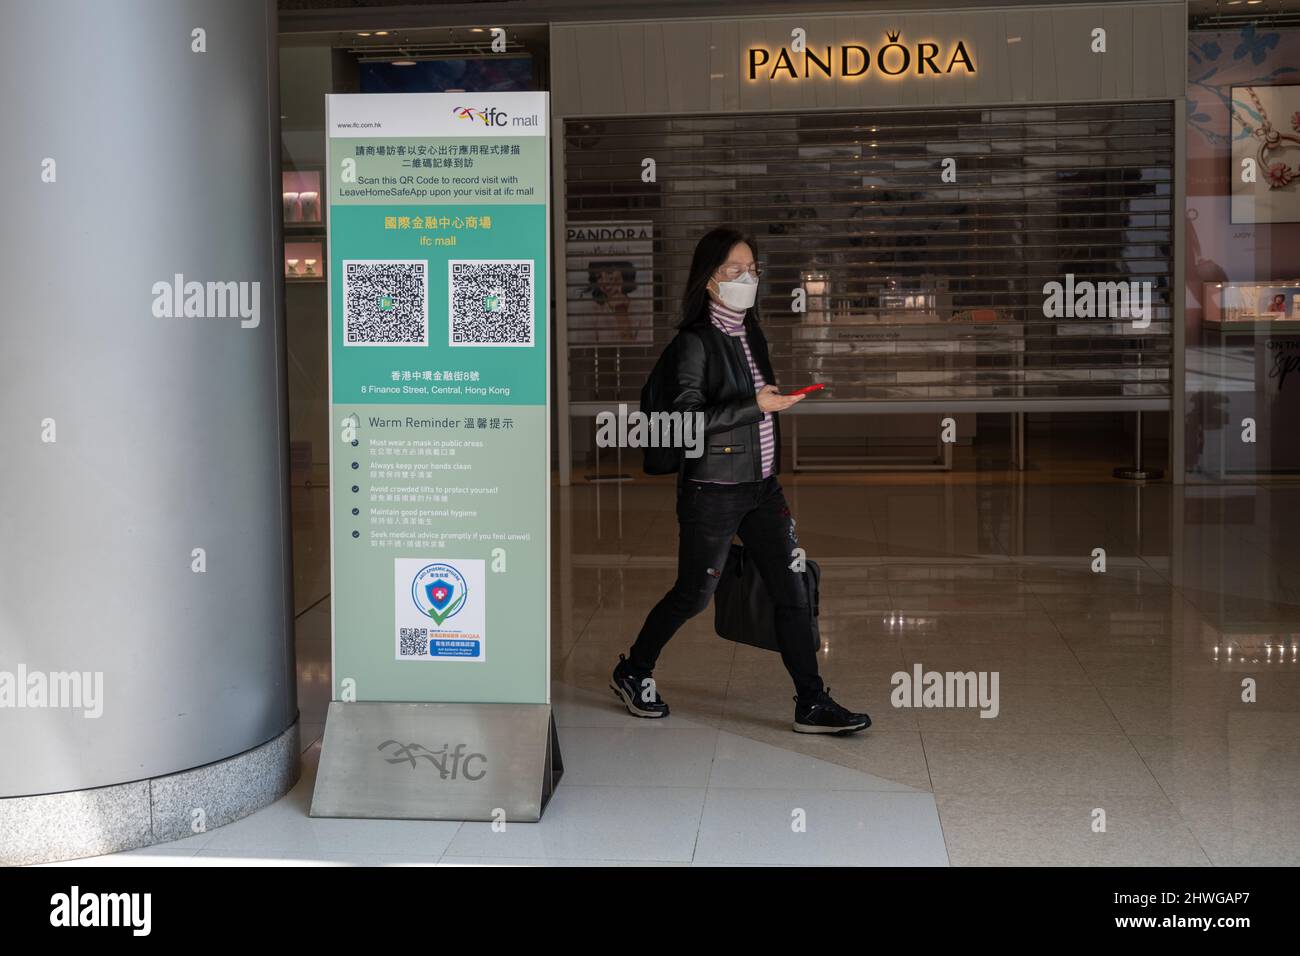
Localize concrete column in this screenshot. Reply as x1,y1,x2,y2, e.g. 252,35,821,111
0,0,298,863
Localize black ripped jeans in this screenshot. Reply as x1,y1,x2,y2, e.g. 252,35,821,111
629,476,824,700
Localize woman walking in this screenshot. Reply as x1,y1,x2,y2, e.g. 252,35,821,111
610,227,871,734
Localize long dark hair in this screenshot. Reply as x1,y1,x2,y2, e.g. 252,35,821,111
677,226,761,330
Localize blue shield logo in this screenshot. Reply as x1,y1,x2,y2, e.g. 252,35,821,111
426,580,454,612
412,562,469,625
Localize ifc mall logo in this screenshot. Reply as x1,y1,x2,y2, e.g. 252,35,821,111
453,105,508,126
412,562,469,625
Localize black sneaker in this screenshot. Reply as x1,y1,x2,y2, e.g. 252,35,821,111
610,654,670,718
793,687,870,735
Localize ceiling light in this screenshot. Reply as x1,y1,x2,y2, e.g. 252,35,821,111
392,59,416,66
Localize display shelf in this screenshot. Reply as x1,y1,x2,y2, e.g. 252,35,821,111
282,168,322,226
1198,279,1300,478
1204,318,1300,334
284,239,324,281
1204,280,1300,333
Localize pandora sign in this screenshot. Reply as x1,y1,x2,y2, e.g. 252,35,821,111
746,31,976,81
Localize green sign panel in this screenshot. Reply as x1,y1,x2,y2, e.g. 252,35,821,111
325,93,550,704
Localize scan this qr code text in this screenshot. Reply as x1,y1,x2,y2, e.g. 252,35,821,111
344,260,428,346
449,259,534,347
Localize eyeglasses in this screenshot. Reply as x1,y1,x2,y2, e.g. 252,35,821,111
717,263,763,280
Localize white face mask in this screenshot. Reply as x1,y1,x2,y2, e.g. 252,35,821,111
712,271,758,311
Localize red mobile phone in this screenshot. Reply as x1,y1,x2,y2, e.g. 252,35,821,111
786,383,825,397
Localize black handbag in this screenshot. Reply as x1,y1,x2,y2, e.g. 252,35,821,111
713,543,822,653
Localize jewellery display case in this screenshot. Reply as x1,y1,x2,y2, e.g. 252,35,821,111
1199,280,1300,476
282,169,322,225
285,240,324,282
283,168,325,283
1203,280,1300,333
790,276,1024,401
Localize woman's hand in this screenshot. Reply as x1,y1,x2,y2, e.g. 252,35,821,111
756,384,804,413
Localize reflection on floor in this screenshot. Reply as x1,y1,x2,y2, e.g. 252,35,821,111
85,475,1300,865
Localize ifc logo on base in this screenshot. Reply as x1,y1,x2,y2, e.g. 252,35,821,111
394,558,486,661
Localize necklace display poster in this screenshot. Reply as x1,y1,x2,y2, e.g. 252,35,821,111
325,92,549,705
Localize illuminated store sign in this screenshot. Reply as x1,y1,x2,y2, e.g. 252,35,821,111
747,31,976,81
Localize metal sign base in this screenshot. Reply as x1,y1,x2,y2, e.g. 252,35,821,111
309,701,562,823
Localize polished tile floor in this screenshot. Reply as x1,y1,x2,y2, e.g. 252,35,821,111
78,471,1300,866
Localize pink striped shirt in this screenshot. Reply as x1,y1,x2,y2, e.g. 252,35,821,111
699,300,775,481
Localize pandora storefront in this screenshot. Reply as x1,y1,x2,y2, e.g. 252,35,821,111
551,1,1187,481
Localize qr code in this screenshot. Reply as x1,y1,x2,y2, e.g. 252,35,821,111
449,260,535,347
399,627,429,657
343,260,428,346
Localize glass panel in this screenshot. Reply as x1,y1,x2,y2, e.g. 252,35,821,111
1185,26,1300,478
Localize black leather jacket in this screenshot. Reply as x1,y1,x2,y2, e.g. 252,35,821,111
672,318,780,483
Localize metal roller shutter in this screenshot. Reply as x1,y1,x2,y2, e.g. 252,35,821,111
564,101,1173,404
